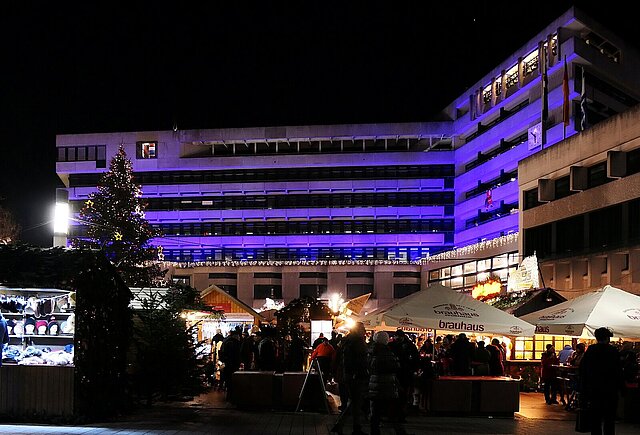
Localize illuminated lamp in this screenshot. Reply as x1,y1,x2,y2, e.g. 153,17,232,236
53,202,69,235
472,279,502,300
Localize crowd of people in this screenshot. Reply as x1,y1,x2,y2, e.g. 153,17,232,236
212,322,639,435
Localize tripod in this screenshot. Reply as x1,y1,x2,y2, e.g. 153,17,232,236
295,357,330,414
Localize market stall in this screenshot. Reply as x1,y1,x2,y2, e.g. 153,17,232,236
359,283,535,416
199,284,265,341
520,285,640,339
0,245,132,420
521,285,640,420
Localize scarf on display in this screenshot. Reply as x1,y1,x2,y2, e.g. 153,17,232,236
0,293,75,318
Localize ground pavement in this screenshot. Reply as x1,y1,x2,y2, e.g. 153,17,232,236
0,391,639,434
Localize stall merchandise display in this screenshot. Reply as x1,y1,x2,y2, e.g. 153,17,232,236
1,288,75,367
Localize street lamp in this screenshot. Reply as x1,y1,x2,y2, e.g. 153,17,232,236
53,201,69,247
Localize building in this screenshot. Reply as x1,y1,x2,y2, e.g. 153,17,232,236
519,103,640,297
55,7,640,310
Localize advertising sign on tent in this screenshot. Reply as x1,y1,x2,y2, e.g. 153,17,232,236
359,283,535,336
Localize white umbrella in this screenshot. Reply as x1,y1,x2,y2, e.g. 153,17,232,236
520,285,640,339
359,283,535,336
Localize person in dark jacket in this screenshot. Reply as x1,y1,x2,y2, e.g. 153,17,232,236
368,331,411,435
449,333,473,376
388,329,420,420
257,330,277,371
541,344,559,404
579,327,624,435
472,340,491,376
219,328,241,400
331,322,369,435
240,332,254,370
486,339,505,376
285,332,307,372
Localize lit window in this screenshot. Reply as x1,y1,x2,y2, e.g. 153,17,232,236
137,141,157,159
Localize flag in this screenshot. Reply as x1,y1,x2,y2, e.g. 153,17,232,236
580,66,589,130
484,189,493,209
562,57,570,127
541,45,548,124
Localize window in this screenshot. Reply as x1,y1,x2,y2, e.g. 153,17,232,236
254,272,282,279
299,272,328,279
513,335,573,360
299,284,326,299
254,285,282,299
346,272,374,278
137,141,158,159
208,273,237,280
394,284,421,298
393,271,421,278
347,284,374,299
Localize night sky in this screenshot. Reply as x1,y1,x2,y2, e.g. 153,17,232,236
1,1,637,247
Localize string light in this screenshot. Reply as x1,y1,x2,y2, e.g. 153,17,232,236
166,258,423,268
162,233,519,267
425,232,519,262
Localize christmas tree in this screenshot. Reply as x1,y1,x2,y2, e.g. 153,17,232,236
72,145,163,286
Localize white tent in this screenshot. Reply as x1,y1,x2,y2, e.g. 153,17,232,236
520,285,640,339
359,283,535,336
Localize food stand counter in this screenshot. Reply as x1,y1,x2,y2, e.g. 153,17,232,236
426,376,520,416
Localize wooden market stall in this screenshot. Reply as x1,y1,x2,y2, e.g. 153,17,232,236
0,245,132,421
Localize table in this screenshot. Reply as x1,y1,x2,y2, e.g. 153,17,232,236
552,365,579,410
426,376,520,417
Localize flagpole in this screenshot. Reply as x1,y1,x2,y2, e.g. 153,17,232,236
541,43,548,150
562,55,570,140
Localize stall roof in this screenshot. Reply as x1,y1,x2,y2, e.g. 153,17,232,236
200,284,266,322
490,288,566,317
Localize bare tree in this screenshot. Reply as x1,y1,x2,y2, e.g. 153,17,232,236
0,206,20,244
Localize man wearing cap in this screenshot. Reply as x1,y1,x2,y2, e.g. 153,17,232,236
579,327,624,435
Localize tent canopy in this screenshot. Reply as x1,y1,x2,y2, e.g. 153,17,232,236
359,283,535,336
520,285,640,339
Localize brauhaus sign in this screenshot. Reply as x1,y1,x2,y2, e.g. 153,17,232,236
437,319,485,332
433,303,486,332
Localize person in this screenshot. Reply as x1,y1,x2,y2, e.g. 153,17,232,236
558,344,575,364
388,329,420,420
472,340,491,376
331,322,369,435
619,341,639,384
541,344,559,405
579,327,624,435
212,328,225,345
0,314,9,367
313,332,326,349
240,331,255,370
257,330,277,371
286,332,307,372
569,342,586,367
219,328,242,399
449,333,472,376
368,331,410,435
486,338,505,376
334,335,349,411
419,337,434,358
310,337,336,381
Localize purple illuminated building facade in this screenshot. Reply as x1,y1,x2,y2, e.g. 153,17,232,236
55,7,640,309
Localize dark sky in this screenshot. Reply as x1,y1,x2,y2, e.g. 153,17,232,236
0,1,636,247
